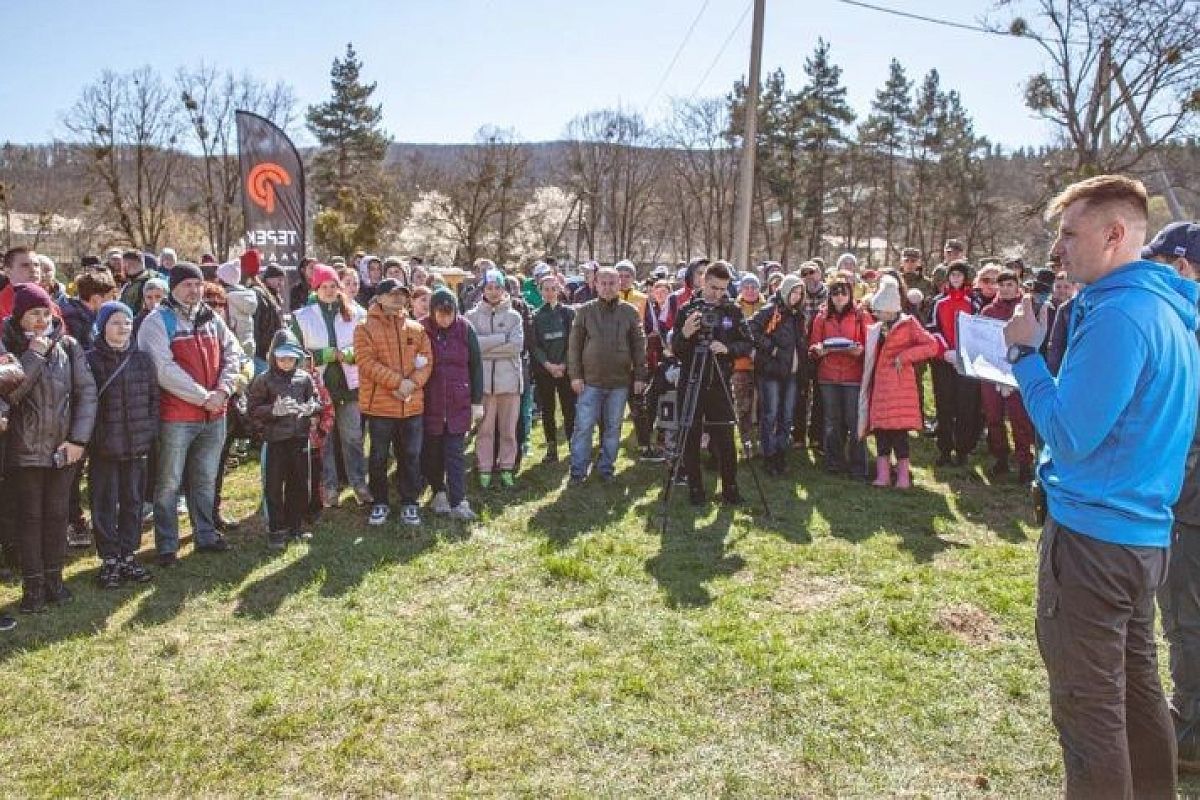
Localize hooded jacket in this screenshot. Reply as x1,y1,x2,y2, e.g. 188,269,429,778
246,331,321,442
355,302,432,418
0,316,97,467
465,294,525,395
223,283,259,358
748,293,807,380
1013,260,1200,547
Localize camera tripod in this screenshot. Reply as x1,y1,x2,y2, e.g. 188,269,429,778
659,333,771,534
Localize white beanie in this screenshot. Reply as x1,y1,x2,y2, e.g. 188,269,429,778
160,247,177,260
873,275,902,313
216,260,242,287
906,288,924,307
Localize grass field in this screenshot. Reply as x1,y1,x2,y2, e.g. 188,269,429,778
0,426,1187,797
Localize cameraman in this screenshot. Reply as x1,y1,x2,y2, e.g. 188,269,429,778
672,261,753,506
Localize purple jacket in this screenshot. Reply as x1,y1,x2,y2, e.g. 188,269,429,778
421,315,482,436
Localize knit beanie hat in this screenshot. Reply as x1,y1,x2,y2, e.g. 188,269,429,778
169,262,204,291
431,286,458,314
778,274,804,305
309,263,340,290
12,283,53,322
95,301,133,337
216,260,242,287
239,249,261,278
145,276,169,296
873,276,903,313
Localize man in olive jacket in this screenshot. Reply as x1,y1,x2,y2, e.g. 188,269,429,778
567,266,647,483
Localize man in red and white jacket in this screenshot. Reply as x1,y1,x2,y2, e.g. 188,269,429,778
138,263,243,566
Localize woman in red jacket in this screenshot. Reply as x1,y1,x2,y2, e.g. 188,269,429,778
858,276,943,488
809,279,871,479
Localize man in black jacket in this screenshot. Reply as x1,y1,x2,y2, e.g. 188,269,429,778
530,274,576,463
671,261,753,505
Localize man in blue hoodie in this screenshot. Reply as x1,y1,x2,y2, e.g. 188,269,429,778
1006,176,1200,798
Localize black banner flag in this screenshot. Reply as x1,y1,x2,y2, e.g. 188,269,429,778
236,110,306,266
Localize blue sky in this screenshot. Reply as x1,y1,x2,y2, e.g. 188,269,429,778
1,0,1056,148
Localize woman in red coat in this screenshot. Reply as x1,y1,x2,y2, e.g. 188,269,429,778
857,276,943,488
809,279,871,479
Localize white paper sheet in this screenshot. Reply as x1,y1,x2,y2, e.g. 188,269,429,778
954,313,1018,388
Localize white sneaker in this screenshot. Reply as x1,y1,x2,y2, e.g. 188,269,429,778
431,491,451,514
368,504,389,526
449,501,476,521
400,505,420,526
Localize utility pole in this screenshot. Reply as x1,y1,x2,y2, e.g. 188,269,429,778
732,0,766,273
1112,65,1186,220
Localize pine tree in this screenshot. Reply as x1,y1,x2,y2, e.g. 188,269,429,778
863,59,912,260
797,39,855,257
306,43,390,253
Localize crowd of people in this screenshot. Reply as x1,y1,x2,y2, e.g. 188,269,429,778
3,175,1200,794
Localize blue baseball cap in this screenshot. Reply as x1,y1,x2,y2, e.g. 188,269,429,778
1142,221,1200,264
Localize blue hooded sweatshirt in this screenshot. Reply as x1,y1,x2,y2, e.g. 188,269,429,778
1014,259,1200,547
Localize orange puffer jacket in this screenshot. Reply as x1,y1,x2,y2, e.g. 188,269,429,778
857,314,942,437
354,303,433,419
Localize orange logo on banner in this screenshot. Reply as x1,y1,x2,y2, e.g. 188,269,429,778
247,163,292,214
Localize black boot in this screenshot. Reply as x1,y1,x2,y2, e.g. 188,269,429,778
44,571,73,605
20,575,46,614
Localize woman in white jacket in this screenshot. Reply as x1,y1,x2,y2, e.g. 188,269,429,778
464,270,524,488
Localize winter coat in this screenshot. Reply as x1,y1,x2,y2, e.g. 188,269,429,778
247,360,320,443
120,270,153,317
568,296,647,389
901,271,935,322
421,314,484,436
857,314,942,438
979,294,1021,322
0,316,97,467
223,284,259,358
929,286,981,351
86,337,159,460
465,296,525,395
354,303,432,418
292,299,366,395
61,297,98,349
250,283,284,363
734,296,765,372
808,305,871,385
618,287,647,319
748,297,807,381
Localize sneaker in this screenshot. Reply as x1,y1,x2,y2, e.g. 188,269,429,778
639,446,665,463
195,536,231,553
400,505,420,526
352,486,374,505
322,490,340,509
177,497,188,515
214,514,241,532
568,474,586,486
479,472,492,489
119,557,153,583
267,530,289,551
290,530,314,543
499,471,514,488
431,491,451,515
449,501,476,521
368,504,390,526
67,519,92,548
155,552,178,568
141,503,155,523
97,559,123,589
0,613,14,632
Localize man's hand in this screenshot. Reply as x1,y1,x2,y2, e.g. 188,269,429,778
848,343,863,356
633,381,646,395
709,340,728,355
571,379,584,395
397,378,416,398
812,344,826,358
681,311,702,339
61,442,85,465
1005,295,1048,349
29,336,51,356
943,350,957,366
203,390,228,413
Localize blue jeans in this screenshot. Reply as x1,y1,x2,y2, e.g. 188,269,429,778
820,382,867,477
154,417,226,554
322,398,368,497
367,415,423,507
758,376,797,457
422,428,467,507
570,384,628,479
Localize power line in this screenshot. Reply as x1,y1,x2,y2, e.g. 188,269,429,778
689,1,753,99
645,0,713,110
831,0,1009,37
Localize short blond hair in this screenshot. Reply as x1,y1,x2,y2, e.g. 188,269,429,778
1046,174,1148,222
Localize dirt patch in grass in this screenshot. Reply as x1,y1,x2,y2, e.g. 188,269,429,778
935,603,1001,646
772,568,858,612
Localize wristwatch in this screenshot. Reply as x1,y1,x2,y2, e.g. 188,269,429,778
1006,344,1037,365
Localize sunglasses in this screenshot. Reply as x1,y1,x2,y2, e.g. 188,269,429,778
830,286,850,296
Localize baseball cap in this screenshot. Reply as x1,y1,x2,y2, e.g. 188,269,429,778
374,278,410,297
1142,221,1200,264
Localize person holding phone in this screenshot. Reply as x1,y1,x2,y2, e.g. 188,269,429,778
0,284,97,613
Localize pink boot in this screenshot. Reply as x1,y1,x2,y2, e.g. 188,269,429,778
872,456,891,487
895,458,912,489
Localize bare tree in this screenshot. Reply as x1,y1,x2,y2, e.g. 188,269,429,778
994,0,1200,178
178,64,297,258
64,67,185,251
661,97,738,260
